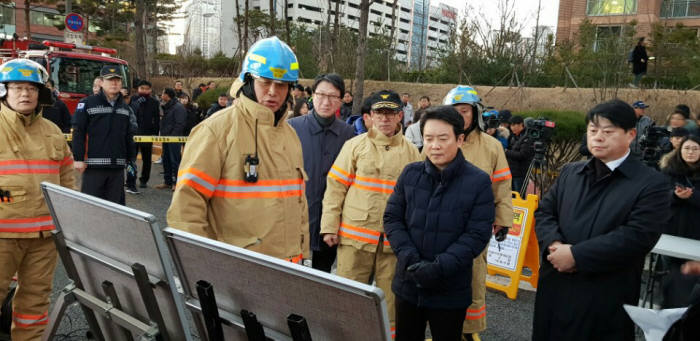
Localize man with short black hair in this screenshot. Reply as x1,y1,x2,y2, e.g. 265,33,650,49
206,93,229,119
192,83,207,101
288,73,355,272
174,80,185,98
418,96,431,110
155,88,186,190
340,90,353,121
506,115,534,192
533,99,671,340
73,65,137,204
126,80,160,191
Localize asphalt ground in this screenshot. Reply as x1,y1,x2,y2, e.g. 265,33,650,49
40,158,644,340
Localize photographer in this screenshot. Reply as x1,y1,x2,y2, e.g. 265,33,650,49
659,135,700,309
630,101,654,158
506,116,535,192
483,110,509,149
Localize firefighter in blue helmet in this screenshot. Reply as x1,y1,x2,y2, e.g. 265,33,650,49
0,59,76,340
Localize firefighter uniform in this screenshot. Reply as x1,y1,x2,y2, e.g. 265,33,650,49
167,80,309,260
0,96,76,338
320,125,421,334
461,130,513,334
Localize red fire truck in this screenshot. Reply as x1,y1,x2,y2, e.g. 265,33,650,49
0,38,130,114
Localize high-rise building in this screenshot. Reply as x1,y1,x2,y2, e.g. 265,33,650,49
184,0,457,70
557,0,700,44
182,0,221,58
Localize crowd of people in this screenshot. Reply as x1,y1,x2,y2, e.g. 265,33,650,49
1,34,699,341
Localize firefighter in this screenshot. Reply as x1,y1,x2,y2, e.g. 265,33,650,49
0,59,75,340
167,36,309,261
320,90,421,337
443,86,513,341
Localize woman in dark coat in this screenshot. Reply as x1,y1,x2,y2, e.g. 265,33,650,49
631,37,648,87
660,135,700,308
384,106,494,340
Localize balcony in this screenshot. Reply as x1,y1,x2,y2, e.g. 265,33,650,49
661,0,700,18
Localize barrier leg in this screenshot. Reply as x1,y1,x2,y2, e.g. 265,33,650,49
101,281,134,340
241,310,266,341
195,281,223,341
132,263,169,341
287,314,312,341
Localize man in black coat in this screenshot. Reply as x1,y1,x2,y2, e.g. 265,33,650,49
505,115,534,192
533,99,671,341
155,88,186,190
126,80,160,192
42,79,71,133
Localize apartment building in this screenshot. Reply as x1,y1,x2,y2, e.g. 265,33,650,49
557,0,700,44
186,0,457,70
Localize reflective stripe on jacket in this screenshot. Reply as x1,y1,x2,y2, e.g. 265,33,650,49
0,104,76,238
460,130,513,227
167,80,310,260
320,126,421,253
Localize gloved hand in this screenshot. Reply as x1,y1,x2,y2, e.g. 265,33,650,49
406,260,442,289
494,226,509,242
126,161,137,178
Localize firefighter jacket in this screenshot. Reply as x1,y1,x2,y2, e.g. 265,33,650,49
0,103,76,239
167,80,309,260
72,90,137,168
320,126,421,253
460,130,513,228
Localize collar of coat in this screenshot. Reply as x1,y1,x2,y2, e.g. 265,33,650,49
97,88,124,107
307,110,345,136
424,148,466,182
368,125,404,146
0,101,41,127
230,79,288,127
578,155,638,179
463,129,483,145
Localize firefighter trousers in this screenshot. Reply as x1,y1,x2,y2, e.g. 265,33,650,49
336,244,397,336
462,248,487,334
0,237,58,341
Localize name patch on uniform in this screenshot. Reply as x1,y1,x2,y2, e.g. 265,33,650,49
77,103,85,110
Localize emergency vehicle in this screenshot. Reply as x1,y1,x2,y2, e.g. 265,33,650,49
0,38,130,114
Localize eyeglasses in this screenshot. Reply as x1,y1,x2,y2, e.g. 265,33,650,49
314,92,341,102
682,146,700,152
7,85,39,94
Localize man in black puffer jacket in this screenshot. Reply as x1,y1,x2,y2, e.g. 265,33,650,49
155,87,186,190
384,105,494,340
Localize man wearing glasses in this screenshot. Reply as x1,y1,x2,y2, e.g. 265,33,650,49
167,37,310,262
321,90,421,335
288,73,355,272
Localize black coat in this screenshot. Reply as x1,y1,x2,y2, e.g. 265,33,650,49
160,99,187,136
632,45,648,75
42,97,71,133
533,156,671,341
505,132,534,178
129,94,160,135
384,151,494,309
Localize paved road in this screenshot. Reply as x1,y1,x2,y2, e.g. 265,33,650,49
46,160,537,340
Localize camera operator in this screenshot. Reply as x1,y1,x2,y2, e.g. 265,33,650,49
506,116,535,192
630,101,654,158
483,110,509,149
659,135,700,309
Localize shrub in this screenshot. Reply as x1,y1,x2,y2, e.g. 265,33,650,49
195,84,234,111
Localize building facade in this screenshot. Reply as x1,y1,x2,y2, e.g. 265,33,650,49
184,0,456,70
182,0,222,58
0,2,66,42
557,0,700,44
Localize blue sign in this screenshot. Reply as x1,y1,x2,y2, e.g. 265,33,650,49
65,13,84,32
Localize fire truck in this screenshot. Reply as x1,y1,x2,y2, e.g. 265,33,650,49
0,38,130,114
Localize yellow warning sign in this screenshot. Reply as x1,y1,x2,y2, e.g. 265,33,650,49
64,134,189,143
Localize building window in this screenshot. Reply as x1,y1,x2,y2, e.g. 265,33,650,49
30,10,63,27
594,25,622,51
661,0,700,18
0,5,14,27
587,0,637,16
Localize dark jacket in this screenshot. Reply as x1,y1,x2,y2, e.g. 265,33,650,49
506,132,534,178
72,90,137,168
42,96,71,133
206,102,225,119
384,151,494,309
160,99,187,136
533,156,671,341
288,112,355,251
630,115,654,157
632,45,648,75
192,87,203,101
183,104,201,136
346,115,368,135
340,102,353,121
129,94,160,135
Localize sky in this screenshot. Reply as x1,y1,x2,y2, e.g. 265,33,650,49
166,0,560,54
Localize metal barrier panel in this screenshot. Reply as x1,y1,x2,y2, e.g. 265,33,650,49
164,228,391,341
41,182,193,341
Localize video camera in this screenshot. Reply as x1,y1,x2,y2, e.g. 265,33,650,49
482,110,501,129
639,125,671,168
525,118,556,142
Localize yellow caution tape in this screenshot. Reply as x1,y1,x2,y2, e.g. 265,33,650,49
64,134,189,143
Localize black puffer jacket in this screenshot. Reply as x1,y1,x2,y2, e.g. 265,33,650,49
160,98,187,136
384,151,494,309
506,132,535,178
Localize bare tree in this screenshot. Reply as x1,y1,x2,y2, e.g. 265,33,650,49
351,0,375,114
134,0,147,78
269,0,275,33
284,0,291,42
235,0,243,57
243,0,249,54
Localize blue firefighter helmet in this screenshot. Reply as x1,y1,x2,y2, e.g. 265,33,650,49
442,85,480,106
238,36,299,83
0,58,53,106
